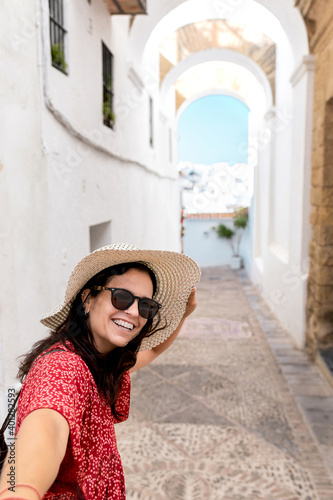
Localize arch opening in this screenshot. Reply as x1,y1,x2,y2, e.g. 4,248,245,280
178,93,251,215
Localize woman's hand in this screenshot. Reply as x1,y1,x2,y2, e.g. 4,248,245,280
183,287,197,319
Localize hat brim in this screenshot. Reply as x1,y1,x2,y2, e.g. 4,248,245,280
40,244,201,351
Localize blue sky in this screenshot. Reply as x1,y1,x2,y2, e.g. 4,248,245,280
177,94,249,165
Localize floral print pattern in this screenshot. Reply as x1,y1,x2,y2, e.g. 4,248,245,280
16,342,130,499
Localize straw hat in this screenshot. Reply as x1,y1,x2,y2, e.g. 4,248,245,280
40,244,201,351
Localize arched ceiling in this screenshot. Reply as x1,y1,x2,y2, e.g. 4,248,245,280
129,0,309,71
159,19,276,106
127,0,309,120
173,61,265,112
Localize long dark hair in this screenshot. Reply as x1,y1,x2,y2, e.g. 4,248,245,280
18,262,162,418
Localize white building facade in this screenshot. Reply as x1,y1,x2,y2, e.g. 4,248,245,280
0,0,180,408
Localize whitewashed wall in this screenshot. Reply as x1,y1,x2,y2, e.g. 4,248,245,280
184,217,250,268
248,16,313,348
0,2,50,419
0,0,181,419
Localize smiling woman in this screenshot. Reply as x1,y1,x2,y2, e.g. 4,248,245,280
81,265,157,354
0,244,200,500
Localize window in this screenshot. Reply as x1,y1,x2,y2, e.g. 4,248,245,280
102,43,114,129
149,96,153,147
49,0,67,73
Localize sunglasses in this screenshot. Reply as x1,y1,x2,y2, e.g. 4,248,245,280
91,286,162,320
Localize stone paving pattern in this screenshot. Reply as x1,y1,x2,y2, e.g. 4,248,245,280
115,267,333,500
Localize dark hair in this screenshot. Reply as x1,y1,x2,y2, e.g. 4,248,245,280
18,262,163,418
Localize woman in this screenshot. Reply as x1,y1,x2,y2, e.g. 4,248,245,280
0,244,200,500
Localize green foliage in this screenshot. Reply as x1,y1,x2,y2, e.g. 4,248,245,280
234,214,248,229
51,44,67,72
103,101,115,126
214,224,234,239
105,76,113,92
213,208,248,256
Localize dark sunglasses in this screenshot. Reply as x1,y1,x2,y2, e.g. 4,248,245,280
91,286,162,320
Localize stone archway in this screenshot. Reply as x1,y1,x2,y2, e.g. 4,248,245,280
159,49,272,116
129,0,308,71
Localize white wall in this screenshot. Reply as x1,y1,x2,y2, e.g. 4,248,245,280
0,0,182,419
0,1,49,403
248,53,313,348
184,217,250,268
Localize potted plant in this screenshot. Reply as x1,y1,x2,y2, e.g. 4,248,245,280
213,208,248,270
103,100,115,128
103,77,115,128
51,43,67,72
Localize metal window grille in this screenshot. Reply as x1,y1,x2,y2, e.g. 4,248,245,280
149,96,153,147
49,0,67,73
102,43,114,129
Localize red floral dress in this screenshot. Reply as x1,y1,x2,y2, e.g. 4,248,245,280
15,342,130,499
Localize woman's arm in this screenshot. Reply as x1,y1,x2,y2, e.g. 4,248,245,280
0,408,69,499
130,288,197,373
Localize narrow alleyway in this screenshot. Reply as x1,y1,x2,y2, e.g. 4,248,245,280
116,267,333,500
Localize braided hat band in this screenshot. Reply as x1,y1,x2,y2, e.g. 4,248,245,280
40,244,201,351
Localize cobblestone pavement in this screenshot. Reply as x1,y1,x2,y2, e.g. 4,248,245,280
116,267,333,500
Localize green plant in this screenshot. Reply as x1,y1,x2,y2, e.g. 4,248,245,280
213,208,248,257
103,101,115,127
215,224,234,239
105,76,113,92
233,214,248,230
51,43,67,72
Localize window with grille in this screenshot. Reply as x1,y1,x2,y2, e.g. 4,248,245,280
102,43,114,129
49,0,67,73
